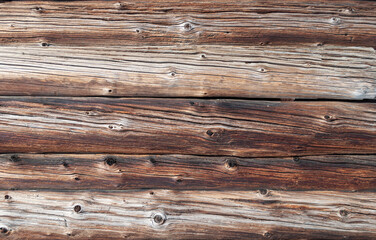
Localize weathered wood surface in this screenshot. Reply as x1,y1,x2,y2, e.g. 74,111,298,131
0,45,375,99
1,0,376,238
1,154,376,191
0,0,375,99
0,97,376,156
0,190,375,239
0,0,375,47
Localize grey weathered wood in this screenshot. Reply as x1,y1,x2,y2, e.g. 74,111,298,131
0,190,375,239
0,0,375,99
0,0,375,47
0,45,375,99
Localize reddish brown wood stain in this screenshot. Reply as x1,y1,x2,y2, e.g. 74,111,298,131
0,154,375,191
0,98,376,156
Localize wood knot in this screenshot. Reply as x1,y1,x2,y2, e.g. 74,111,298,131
4,195,11,200
330,17,341,25
225,159,238,171
41,42,50,47
258,189,269,196
33,6,44,12
200,54,206,59
183,23,192,31
105,157,117,166
293,156,300,163
62,161,69,168
10,154,21,163
169,71,176,77
152,213,166,225
0,226,9,235
206,129,214,136
263,231,272,238
258,68,266,73
205,129,229,143
149,157,157,164
74,205,82,213
339,209,349,217
324,115,335,122
114,2,127,10
108,124,125,131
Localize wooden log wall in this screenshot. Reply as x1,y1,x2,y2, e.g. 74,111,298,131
0,0,375,239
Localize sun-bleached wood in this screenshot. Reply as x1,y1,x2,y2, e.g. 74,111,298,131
0,97,376,156
1,154,376,191
0,0,375,99
0,190,375,239
0,45,375,99
0,0,375,47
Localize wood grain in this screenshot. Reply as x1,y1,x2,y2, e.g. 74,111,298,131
0,45,375,99
0,190,375,239
0,0,375,47
0,97,376,156
1,154,376,191
1,1,375,239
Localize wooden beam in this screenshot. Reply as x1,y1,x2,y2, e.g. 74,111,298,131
0,0,375,47
0,45,374,99
0,97,375,156
0,190,375,239
0,154,375,191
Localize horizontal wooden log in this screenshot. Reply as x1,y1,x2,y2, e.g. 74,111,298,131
1,154,376,191
0,98,376,156
0,190,375,239
0,0,375,48
0,45,375,99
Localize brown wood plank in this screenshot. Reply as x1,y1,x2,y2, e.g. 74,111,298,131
1,154,375,191
0,45,375,99
0,97,376,156
0,190,375,239
0,0,375,47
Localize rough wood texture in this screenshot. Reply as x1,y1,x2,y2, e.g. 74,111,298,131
0,0,375,99
0,45,375,99
1,154,376,191
0,97,376,156
0,0,375,47
0,190,375,239
1,1,376,238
